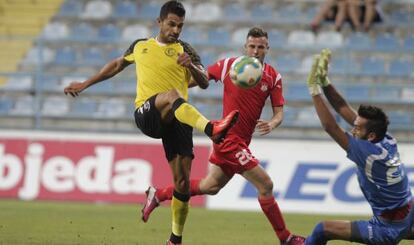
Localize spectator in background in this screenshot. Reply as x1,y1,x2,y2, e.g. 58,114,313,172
347,0,383,32
311,0,348,32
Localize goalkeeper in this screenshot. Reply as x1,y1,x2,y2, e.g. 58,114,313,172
304,49,414,244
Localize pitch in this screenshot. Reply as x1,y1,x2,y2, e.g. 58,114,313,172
0,200,412,245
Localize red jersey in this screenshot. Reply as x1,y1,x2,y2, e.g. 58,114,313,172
207,57,284,144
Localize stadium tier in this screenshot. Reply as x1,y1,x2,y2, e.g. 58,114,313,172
0,0,413,141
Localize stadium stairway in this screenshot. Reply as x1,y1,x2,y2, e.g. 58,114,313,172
0,0,64,84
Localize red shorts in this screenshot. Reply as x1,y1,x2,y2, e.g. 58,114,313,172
209,134,259,178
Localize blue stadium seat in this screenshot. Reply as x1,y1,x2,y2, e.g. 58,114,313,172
285,83,309,101
70,23,96,41
9,96,34,116
276,4,303,24
207,28,230,47
0,97,13,115
344,85,371,102
388,111,412,130
54,46,76,66
345,33,371,51
87,80,113,94
200,52,217,67
360,57,386,76
113,77,136,95
113,1,138,18
403,35,414,52
41,96,70,116
223,3,247,22
180,27,206,45
297,107,320,128
372,85,400,103
98,24,121,42
389,59,413,77
96,98,126,118
71,99,98,117
38,75,60,92
107,48,123,60
374,33,400,52
274,55,301,74
287,30,315,48
268,30,286,49
59,0,82,17
80,47,105,66
138,2,161,20
250,4,274,23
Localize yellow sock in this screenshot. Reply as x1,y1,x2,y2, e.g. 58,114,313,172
174,102,209,133
171,196,189,236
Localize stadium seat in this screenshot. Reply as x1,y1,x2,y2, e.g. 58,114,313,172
113,1,138,18
87,79,113,94
180,26,207,45
122,24,150,42
274,55,301,74
70,98,98,117
401,87,414,102
200,51,217,67
345,33,371,51
388,111,412,130
22,46,55,65
41,22,69,40
389,59,413,77
41,96,70,116
231,27,250,46
299,55,316,74
138,2,162,20
297,107,320,127
107,48,123,60
285,83,309,101
2,75,33,91
54,47,76,66
80,47,105,66
344,85,371,102
58,0,82,17
0,97,13,115
98,24,121,42
374,33,400,52
360,57,386,76
250,4,274,23
267,29,287,49
389,10,413,24
70,22,96,41
95,98,126,118
372,85,400,103
223,3,248,22
9,96,34,116
38,75,61,93
81,0,112,19
403,35,414,52
113,77,136,95
207,28,230,47
276,4,303,24
287,30,315,48
192,2,221,22
316,31,343,48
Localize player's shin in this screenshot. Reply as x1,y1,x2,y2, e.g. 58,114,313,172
305,222,327,245
170,190,190,244
172,98,209,133
259,196,291,242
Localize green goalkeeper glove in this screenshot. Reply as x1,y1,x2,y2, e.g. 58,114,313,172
317,48,331,87
307,55,322,96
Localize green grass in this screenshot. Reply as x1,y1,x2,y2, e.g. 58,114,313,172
0,199,412,245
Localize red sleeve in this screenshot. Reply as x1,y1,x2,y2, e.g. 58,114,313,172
270,71,285,107
207,59,226,81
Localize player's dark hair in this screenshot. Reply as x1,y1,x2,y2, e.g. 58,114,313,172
247,27,268,39
358,104,389,142
159,1,185,20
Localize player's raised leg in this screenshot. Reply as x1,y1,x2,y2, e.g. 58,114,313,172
154,89,239,143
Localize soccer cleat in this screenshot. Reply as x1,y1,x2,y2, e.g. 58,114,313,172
210,110,239,144
166,240,182,245
141,186,159,223
282,234,306,245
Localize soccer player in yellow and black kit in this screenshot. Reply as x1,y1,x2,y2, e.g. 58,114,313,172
63,1,239,244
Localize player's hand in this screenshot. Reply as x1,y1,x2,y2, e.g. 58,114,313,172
256,119,274,136
306,55,322,96
64,81,85,97
177,52,192,68
317,49,331,87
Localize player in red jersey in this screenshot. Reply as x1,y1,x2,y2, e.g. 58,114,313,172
142,27,305,245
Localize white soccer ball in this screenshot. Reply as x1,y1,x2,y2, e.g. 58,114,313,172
229,56,263,89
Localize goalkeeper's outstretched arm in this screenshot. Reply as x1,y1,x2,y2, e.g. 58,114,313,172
317,49,357,126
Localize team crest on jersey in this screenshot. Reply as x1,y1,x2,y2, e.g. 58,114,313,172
261,83,268,92
164,48,177,57
141,48,148,54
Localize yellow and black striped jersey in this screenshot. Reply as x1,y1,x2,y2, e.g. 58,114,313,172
123,38,202,108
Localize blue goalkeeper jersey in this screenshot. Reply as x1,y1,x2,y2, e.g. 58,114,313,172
346,132,412,217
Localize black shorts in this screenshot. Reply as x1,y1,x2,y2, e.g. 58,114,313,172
134,95,194,161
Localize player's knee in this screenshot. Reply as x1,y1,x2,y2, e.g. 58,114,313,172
205,185,221,195
258,179,273,196
174,178,190,193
